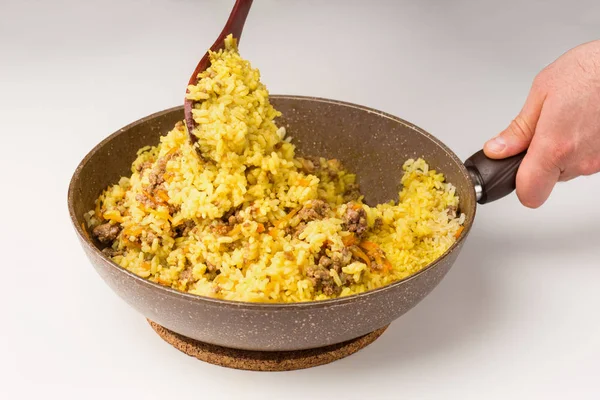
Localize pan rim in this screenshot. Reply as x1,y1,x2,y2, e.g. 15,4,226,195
67,95,477,310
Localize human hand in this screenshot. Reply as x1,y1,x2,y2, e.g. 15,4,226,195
483,40,600,208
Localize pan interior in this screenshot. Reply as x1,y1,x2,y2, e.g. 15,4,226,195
69,96,476,300
271,97,475,210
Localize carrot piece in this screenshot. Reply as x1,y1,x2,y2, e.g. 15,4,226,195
123,226,143,237
122,236,141,248
359,240,393,273
157,277,170,286
164,147,179,158
383,259,393,273
162,172,173,183
103,210,123,223
143,190,158,204
286,207,299,220
350,247,371,269
156,189,170,203
298,178,309,187
454,226,464,239
273,208,300,229
257,223,265,233
373,253,384,267
358,240,380,253
342,233,357,247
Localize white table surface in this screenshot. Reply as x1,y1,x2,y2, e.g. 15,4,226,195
2,0,599,399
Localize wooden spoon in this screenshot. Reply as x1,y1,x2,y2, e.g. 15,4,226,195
184,0,254,144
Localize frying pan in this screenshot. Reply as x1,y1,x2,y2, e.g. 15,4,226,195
68,95,524,351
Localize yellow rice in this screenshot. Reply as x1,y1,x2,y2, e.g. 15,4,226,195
86,35,465,303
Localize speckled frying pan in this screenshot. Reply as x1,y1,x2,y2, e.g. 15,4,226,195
68,96,524,351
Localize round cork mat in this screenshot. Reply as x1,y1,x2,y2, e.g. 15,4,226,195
148,320,388,371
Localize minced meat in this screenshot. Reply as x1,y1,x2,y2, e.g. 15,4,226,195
92,223,120,244
298,200,330,222
306,266,341,296
342,204,367,236
343,182,362,202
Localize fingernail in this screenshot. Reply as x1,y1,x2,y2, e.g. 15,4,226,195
486,136,506,153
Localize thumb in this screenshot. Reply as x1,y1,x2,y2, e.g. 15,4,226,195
484,83,546,159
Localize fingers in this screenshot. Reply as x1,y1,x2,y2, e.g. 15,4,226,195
484,80,546,159
514,105,566,208
515,148,561,208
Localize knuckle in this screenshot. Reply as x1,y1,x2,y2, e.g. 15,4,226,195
508,116,534,141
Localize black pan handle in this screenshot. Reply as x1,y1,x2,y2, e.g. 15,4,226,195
464,150,526,204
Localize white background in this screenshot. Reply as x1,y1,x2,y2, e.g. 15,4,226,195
2,0,599,399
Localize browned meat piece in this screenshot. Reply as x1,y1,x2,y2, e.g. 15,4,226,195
205,262,220,281
373,217,383,231
306,266,341,296
290,222,307,239
206,262,217,273
228,213,244,225
342,204,368,237
447,205,458,218
147,150,179,190
136,191,177,214
136,161,153,173
364,246,387,272
306,266,330,285
298,200,330,222
148,170,165,188
173,219,195,237
144,232,157,245
101,247,123,257
179,266,193,282
322,282,341,296
330,248,352,273
318,255,333,269
340,272,354,285
136,193,158,209
92,223,120,244
343,182,362,202
212,223,231,236
222,205,244,224
178,265,194,290
370,262,385,272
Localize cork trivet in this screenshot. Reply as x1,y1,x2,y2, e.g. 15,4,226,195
148,319,388,371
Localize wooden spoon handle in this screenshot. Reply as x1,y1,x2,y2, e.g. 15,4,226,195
187,0,254,88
